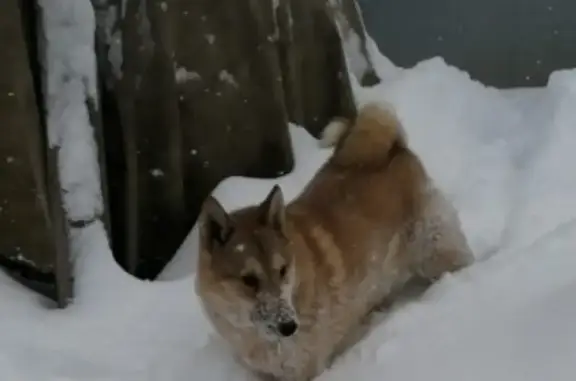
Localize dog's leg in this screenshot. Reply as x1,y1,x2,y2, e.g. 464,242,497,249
416,191,475,282
255,372,279,381
255,370,313,381
416,223,474,282
328,315,373,365
418,244,473,282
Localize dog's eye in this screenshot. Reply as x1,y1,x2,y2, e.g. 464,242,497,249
279,265,287,279
241,274,260,291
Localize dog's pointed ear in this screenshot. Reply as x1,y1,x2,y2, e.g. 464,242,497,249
200,196,233,251
259,185,286,234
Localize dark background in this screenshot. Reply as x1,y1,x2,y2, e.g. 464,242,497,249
357,0,576,87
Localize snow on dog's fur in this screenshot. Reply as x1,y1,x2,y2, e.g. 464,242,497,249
195,102,474,381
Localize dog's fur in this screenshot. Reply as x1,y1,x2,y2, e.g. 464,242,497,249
195,102,474,381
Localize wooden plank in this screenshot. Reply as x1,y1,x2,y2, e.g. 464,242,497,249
93,0,359,278
0,0,71,307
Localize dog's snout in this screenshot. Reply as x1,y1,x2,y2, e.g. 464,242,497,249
277,320,298,337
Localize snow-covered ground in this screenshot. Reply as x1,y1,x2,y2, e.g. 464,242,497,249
4,7,576,380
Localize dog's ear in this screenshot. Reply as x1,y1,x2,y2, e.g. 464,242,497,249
259,185,286,235
200,196,233,251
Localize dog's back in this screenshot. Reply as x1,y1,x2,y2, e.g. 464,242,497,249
196,102,474,381
293,102,428,282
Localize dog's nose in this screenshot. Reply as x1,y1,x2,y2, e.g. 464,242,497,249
277,320,298,337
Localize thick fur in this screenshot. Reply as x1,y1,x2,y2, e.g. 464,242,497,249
196,102,474,381
319,117,349,148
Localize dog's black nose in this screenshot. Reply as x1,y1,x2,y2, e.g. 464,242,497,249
277,320,298,337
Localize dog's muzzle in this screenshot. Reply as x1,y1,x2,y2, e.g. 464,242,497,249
252,297,299,338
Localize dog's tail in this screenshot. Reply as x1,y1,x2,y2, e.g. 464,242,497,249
321,101,406,166
319,117,350,148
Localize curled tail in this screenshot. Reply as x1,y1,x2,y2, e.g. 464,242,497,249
320,101,406,166
319,117,350,148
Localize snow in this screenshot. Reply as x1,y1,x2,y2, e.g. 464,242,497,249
219,70,239,88
205,34,216,45
328,0,371,83
150,168,165,178
174,66,201,84
341,28,370,82
40,0,104,223
4,1,576,379
93,1,122,80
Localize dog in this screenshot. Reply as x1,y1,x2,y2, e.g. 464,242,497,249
195,102,474,381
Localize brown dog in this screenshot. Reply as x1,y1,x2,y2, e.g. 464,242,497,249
195,102,474,381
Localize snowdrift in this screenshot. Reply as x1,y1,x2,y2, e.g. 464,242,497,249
3,25,576,381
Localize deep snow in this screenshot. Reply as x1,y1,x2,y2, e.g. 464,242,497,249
4,6,576,381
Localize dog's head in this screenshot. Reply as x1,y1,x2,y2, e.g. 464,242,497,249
198,185,299,340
